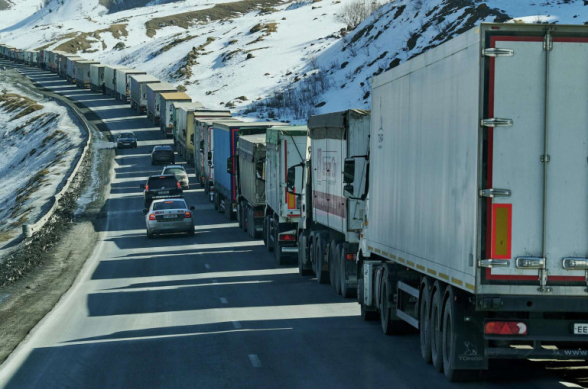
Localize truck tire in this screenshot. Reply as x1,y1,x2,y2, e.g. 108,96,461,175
340,247,355,298
329,240,338,290
213,192,219,211
442,288,473,382
334,244,342,295
274,222,285,266
431,284,445,372
298,235,312,276
224,200,233,220
265,216,274,252
309,239,315,274
380,283,406,335
315,235,329,284
247,207,257,239
419,278,433,364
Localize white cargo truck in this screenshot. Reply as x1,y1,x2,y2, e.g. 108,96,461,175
292,110,370,296
104,65,128,97
115,68,146,102
130,74,159,113
90,64,106,93
264,126,308,265
236,134,267,239
357,23,588,381
75,60,100,89
146,82,176,124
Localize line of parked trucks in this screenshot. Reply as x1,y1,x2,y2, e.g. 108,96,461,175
2,23,587,381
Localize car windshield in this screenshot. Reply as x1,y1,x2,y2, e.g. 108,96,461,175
147,177,177,188
153,200,186,210
120,133,134,138
165,168,185,175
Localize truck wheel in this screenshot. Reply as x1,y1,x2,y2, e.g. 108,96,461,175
309,239,315,274
431,284,445,372
329,240,338,290
266,216,274,252
442,289,473,382
315,236,329,284
247,207,256,239
340,247,355,298
273,225,285,266
359,279,379,321
224,200,234,220
298,235,312,276
419,278,433,364
213,192,219,210
380,283,406,335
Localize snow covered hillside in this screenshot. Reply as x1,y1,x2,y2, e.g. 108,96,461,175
0,0,586,122
0,70,84,245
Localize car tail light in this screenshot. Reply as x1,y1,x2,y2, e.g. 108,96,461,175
177,182,181,189
253,211,264,218
184,211,192,218
279,234,296,242
145,184,149,191
346,253,356,261
484,321,527,335
148,214,156,220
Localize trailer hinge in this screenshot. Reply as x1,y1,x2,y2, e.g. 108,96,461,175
482,48,514,57
478,259,510,268
544,31,553,51
481,118,513,128
540,154,550,163
479,188,511,198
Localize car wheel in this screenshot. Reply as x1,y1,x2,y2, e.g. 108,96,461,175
187,227,195,237
147,230,154,239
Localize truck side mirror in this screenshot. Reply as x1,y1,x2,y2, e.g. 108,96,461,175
199,140,204,152
227,156,234,174
256,159,265,180
287,166,297,192
208,160,212,167
343,158,355,184
343,184,354,198
207,151,212,161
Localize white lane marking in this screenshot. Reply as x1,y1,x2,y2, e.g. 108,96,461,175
248,354,262,368
232,321,242,329
220,297,228,304
204,264,211,270
0,294,10,305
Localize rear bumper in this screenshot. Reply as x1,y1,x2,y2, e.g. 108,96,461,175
486,347,588,359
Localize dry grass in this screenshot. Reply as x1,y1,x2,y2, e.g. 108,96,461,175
145,0,284,37
250,22,277,34
173,36,216,79
0,93,45,121
54,24,129,53
153,34,197,57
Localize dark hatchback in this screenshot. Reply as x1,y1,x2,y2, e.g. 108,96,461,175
141,174,183,208
116,132,138,149
151,145,175,165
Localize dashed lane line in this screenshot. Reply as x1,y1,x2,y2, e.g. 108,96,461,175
248,354,262,368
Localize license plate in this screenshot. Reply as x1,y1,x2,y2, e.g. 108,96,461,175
573,323,588,335
159,191,169,195
163,215,176,219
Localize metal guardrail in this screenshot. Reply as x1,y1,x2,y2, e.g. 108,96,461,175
20,73,93,239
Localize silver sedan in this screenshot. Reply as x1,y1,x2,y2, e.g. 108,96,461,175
144,199,195,238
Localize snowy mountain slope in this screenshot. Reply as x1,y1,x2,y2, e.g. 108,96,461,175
0,71,84,245
0,0,587,123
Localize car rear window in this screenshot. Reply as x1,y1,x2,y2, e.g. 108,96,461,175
165,168,185,175
121,133,135,138
154,150,173,157
147,177,178,188
153,200,186,210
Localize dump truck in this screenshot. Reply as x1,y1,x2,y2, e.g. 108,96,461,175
294,110,369,294
75,60,100,88
158,92,192,137
194,115,236,191
212,121,287,220
104,65,128,97
115,68,146,102
354,23,588,381
130,74,159,113
262,126,309,265
90,64,106,93
236,134,267,239
146,82,176,124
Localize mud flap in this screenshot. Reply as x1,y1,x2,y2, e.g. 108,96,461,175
450,294,488,371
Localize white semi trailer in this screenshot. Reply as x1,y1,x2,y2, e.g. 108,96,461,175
292,110,370,297
357,23,588,381
264,126,308,265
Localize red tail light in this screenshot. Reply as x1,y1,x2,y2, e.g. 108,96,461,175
184,211,192,218
253,211,264,218
177,182,181,189
279,234,296,242
148,214,156,220
145,184,149,191
484,321,527,335
346,253,356,261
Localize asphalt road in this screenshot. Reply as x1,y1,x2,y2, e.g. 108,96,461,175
0,64,583,388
